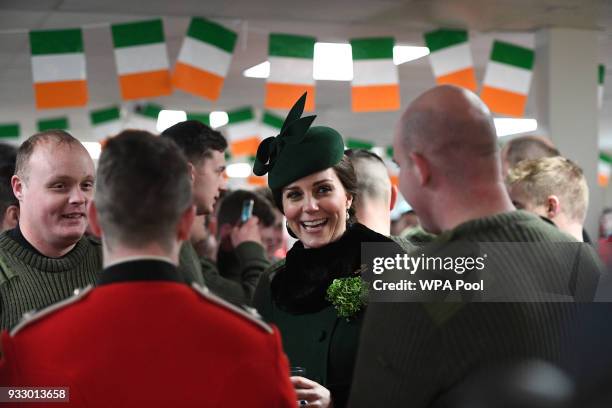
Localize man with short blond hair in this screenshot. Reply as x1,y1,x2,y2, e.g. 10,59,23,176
507,156,589,241
0,130,101,329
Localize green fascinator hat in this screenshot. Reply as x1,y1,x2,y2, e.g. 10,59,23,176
253,93,344,191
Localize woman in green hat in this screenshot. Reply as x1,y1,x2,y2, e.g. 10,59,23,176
253,94,405,408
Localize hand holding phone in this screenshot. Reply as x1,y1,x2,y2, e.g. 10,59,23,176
240,199,254,224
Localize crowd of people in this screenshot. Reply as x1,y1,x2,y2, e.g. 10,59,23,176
0,85,609,407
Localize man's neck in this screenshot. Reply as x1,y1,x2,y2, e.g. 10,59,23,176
553,220,584,242
434,183,515,233
102,239,180,268
18,223,78,258
355,201,391,236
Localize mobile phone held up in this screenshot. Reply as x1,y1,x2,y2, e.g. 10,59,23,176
240,199,254,224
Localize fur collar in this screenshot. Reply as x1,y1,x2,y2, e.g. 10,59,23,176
271,223,392,314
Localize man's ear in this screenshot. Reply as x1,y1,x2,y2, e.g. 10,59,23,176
177,205,196,242
11,175,23,201
410,152,430,186
1,205,19,231
546,195,560,219
87,201,103,238
389,184,398,210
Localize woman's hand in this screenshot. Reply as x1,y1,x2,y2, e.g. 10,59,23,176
291,376,333,408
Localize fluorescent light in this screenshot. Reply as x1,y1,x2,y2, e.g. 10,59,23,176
157,110,186,132
210,111,229,129
393,46,430,65
82,142,102,160
243,61,270,78
313,42,353,81
494,118,538,137
243,43,426,80
226,162,252,178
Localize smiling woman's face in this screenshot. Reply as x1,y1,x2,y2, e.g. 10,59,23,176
282,168,352,249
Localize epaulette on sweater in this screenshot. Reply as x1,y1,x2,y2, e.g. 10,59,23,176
10,285,94,336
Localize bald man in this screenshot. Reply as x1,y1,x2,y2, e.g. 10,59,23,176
346,149,397,235
349,86,603,407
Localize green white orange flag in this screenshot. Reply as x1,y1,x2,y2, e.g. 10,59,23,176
186,112,211,127
111,19,171,100
386,146,394,160
424,29,476,91
37,116,69,132
382,146,399,187
266,33,316,111
0,123,20,139
346,138,375,150
260,111,283,138
29,28,87,109
481,40,534,117
90,106,121,140
350,37,400,112
599,153,612,187
224,107,260,157
173,18,237,101
131,103,163,133
599,64,605,109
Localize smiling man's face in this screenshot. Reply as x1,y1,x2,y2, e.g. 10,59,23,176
14,141,95,256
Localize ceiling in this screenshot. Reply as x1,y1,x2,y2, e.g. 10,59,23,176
1,0,612,152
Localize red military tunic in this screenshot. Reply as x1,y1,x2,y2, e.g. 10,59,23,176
0,259,296,407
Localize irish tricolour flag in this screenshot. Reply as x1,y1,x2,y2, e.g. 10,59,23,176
481,40,534,117
90,106,122,141
129,103,163,133
38,116,69,132
350,37,400,112
0,124,20,140
224,107,260,157
186,112,211,127
260,111,283,138
599,153,612,187
29,28,88,109
266,34,316,111
173,18,237,101
424,29,476,91
111,19,172,100
599,64,606,109
346,138,375,150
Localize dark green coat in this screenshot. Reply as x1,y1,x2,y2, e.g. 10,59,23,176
255,262,363,406
253,224,414,408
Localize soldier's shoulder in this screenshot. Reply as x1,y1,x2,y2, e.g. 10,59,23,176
10,285,94,336
190,283,273,334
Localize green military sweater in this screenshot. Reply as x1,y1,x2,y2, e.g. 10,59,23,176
0,232,102,330
178,241,205,286
201,241,269,306
349,211,604,408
